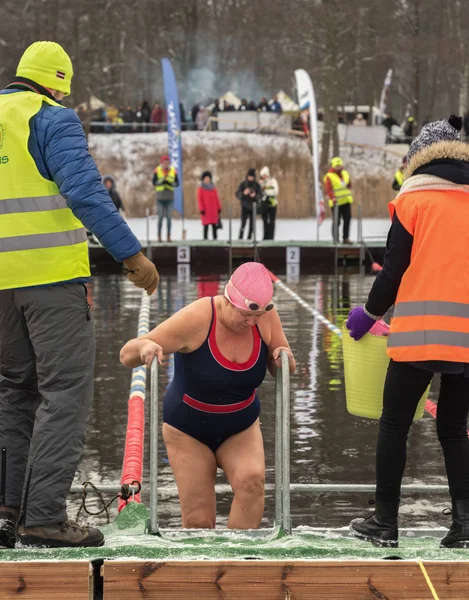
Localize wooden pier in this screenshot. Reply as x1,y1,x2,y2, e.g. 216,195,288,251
2,558,468,599
89,240,386,275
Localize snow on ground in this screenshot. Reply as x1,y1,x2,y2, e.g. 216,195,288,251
126,216,390,243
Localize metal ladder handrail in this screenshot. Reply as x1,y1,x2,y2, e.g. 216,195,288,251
148,350,291,537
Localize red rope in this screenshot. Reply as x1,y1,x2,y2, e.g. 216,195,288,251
118,395,145,511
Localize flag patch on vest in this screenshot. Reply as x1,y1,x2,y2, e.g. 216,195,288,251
56,70,65,80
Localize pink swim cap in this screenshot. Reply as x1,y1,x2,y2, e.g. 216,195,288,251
225,262,274,311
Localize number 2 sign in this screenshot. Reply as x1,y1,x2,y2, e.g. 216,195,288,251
286,247,300,264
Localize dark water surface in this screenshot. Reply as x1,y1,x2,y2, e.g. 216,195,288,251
72,273,448,530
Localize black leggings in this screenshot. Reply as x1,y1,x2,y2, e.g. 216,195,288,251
376,360,469,503
239,206,253,240
203,224,217,240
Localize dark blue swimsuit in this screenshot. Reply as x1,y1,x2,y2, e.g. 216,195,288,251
163,298,268,452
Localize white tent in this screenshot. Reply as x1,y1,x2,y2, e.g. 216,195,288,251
275,90,299,112
219,90,242,110
75,95,106,112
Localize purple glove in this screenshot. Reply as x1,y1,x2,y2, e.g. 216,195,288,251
346,307,376,341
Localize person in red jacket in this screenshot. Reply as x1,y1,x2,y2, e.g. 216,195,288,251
198,171,222,240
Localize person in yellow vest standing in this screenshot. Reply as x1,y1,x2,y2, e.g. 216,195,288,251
152,155,179,242
0,41,159,549
392,155,407,191
323,157,354,244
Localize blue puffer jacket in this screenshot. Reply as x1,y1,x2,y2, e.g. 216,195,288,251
0,87,141,265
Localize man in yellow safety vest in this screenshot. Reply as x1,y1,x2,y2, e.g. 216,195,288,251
323,157,354,244
0,41,159,549
392,155,407,191
152,155,179,242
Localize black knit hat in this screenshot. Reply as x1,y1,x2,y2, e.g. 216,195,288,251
201,171,212,180
407,115,463,162
247,168,256,178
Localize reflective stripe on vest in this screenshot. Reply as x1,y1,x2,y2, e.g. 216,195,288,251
324,170,353,207
0,194,67,214
0,91,90,290
389,300,469,354
155,165,176,192
388,331,469,349
0,228,87,253
393,301,469,319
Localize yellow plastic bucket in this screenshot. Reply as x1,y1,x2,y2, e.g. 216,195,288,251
342,322,428,420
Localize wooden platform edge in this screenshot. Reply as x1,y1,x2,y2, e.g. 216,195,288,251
0,560,92,600
102,559,469,600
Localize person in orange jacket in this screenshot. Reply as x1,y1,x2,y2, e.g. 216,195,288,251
346,115,469,549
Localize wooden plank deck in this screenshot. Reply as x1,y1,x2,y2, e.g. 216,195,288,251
102,559,469,599
0,560,92,599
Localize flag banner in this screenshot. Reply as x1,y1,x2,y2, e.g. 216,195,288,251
294,69,325,233
162,58,184,217
379,68,393,123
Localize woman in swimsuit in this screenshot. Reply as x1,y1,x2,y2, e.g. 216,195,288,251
120,262,295,529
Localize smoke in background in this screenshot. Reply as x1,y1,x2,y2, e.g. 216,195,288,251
185,58,268,107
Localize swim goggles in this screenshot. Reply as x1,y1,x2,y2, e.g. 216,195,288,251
224,280,274,312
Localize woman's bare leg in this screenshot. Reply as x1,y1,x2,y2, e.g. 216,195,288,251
163,423,217,528
216,420,265,529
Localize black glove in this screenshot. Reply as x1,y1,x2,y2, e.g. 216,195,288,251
200,210,205,215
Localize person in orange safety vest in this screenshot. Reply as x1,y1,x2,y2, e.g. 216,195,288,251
346,115,469,550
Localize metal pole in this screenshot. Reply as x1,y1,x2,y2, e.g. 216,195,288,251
149,359,159,534
358,204,365,276
228,204,233,275
333,202,339,271
145,207,151,259
252,201,258,262
290,483,449,493
274,358,284,529
68,484,140,495
137,481,451,496
280,350,291,534
357,204,363,244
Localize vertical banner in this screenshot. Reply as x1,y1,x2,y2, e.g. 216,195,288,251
379,68,393,124
294,69,325,240
162,58,184,218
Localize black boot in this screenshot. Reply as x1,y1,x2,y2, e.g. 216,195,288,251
0,508,19,549
440,499,469,548
349,500,399,548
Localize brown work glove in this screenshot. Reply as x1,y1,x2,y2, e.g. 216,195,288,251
123,251,159,295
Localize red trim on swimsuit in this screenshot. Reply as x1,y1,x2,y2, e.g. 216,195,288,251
183,391,256,413
208,300,261,371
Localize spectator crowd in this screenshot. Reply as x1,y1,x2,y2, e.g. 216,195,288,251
76,93,284,133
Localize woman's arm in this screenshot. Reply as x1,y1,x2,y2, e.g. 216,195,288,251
197,187,205,213
215,187,222,212
120,298,211,368
365,214,413,317
263,309,296,377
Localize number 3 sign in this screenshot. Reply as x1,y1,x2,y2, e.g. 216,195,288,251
177,246,191,264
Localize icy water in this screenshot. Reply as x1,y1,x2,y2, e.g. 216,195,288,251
72,272,448,532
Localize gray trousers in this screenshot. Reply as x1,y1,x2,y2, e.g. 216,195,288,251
0,284,95,526
157,199,174,237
